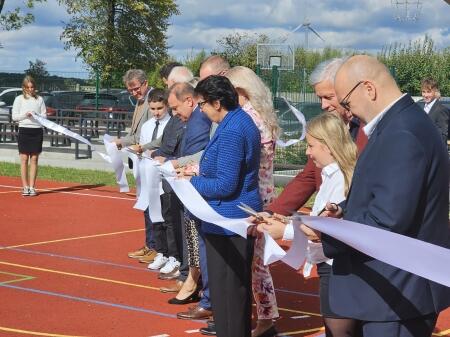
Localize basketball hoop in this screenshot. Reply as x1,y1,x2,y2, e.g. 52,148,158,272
257,44,295,71
391,0,423,21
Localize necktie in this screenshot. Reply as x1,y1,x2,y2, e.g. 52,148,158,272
151,120,160,141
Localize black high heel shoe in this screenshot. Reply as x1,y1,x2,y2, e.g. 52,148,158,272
167,290,200,305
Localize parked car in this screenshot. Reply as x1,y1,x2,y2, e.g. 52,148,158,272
0,87,22,117
45,91,88,116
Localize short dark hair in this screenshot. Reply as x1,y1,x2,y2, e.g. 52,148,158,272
148,88,168,104
195,75,239,111
159,62,183,80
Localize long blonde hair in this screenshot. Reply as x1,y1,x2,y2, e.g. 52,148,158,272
225,66,280,138
307,113,357,195
22,75,37,99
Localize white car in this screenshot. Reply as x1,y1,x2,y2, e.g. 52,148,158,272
0,88,22,118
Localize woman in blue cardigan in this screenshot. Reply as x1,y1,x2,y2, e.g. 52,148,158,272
189,75,262,337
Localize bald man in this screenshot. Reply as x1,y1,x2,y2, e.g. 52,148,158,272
199,55,230,80
321,55,449,337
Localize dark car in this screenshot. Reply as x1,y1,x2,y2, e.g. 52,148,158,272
45,91,88,116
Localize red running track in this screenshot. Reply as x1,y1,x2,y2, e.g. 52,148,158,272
0,176,448,337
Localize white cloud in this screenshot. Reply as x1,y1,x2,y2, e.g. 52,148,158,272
0,0,449,72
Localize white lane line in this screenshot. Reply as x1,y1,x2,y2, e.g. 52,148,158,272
148,335,170,337
291,315,310,319
185,329,200,333
0,184,134,201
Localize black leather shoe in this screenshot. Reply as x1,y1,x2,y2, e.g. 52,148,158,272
200,325,216,336
168,290,200,305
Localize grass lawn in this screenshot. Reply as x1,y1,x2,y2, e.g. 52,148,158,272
0,161,136,188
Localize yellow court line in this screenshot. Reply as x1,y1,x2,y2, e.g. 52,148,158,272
276,306,322,317
279,326,325,335
0,261,159,291
433,329,450,336
0,261,321,317
0,326,89,337
1,228,144,250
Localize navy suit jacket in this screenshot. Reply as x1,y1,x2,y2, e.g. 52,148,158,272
179,106,212,157
428,99,449,144
191,107,262,235
151,116,186,158
322,94,450,321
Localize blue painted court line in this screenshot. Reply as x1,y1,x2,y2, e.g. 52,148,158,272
0,283,178,319
0,245,154,273
0,245,319,298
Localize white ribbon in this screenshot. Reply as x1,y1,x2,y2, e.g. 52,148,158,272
276,97,307,148
163,176,285,264
133,158,163,222
103,134,129,193
281,215,450,288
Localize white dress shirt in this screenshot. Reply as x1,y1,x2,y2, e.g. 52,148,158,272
282,162,346,275
363,93,407,138
139,113,171,145
423,99,436,114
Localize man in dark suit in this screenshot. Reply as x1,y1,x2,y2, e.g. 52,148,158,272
421,77,449,144
322,55,449,337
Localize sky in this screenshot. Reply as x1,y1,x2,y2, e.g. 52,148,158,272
0,0,448,76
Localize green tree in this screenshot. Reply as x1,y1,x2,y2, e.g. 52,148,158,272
58,0,178,87
214,32,270,69
0,0,46,31
25,58,49,78
378,35,450,96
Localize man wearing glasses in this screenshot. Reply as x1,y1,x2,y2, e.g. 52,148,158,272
266,57,367,216
114,69,151,152
321,55,449,337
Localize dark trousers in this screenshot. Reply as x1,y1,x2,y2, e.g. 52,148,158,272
153,193,181,260
143,208,155,249
197,223,210,309
360,313,438,337
205,233,254,337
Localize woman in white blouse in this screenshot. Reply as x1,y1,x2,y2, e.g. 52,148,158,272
12,76,47,196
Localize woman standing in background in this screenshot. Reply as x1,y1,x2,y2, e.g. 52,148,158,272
12,75,47,196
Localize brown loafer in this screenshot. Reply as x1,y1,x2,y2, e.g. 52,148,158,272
128,246,151,259
177,305,212,320
138,249,158,263
159,280,184,293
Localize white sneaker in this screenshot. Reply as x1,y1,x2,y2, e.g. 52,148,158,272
159,256,180,274
22,187,29,196
148,253,168,270
28,187,37,196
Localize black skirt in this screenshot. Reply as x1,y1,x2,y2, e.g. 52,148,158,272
18,127,44,154
317,262,342,318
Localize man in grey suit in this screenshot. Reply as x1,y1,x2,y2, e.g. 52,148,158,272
114,69,152,151
421,78,449,144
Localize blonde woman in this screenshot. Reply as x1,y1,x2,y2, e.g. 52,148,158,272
261,113,358,336
226,66,280,337
12,76,47,196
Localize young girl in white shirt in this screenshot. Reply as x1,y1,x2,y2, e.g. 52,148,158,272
278,113,358,335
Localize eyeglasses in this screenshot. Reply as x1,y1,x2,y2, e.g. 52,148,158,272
197,100,208,109
127,81,146,94
339,81,364,110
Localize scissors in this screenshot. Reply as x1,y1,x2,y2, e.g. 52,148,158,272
237,202,265,221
